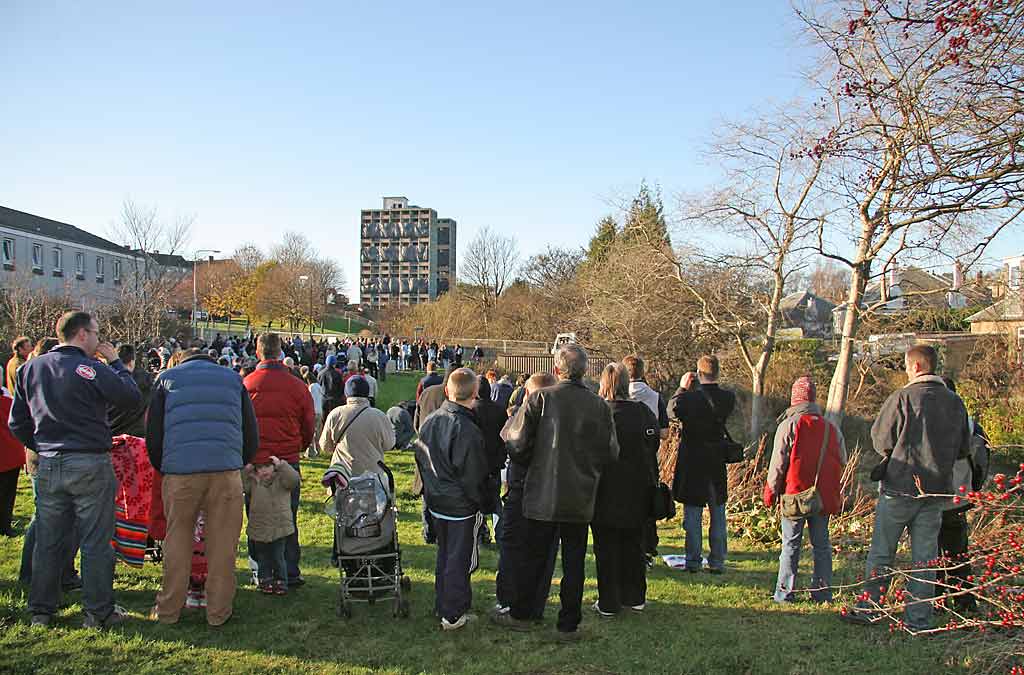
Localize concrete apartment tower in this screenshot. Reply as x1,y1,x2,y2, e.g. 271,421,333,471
359,196,456,309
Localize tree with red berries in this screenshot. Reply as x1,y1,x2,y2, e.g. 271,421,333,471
793,0,1024,422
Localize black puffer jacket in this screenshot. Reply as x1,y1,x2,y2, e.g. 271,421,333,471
414,401,488,518
592,399,660,528
668,383,736,506
502,379,619,523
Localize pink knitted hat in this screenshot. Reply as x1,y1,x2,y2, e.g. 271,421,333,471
791,376,816,406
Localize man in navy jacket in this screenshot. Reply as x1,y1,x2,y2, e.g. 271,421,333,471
10,311,140,629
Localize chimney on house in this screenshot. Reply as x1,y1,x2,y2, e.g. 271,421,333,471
953,261,964,291
889,261,899,289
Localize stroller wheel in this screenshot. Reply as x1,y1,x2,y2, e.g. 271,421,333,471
394,596,411,619
336,590,351,619
400,576,412,592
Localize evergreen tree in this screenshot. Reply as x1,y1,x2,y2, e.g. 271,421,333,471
622,181,670,247
586,215,618,265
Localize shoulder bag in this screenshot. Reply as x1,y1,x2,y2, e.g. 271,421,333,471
648,424,677,520
701,390,744,464
780,417,830,519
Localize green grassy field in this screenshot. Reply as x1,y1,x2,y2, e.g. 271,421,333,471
0,373,972,674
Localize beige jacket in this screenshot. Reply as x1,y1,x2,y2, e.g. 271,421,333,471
241,462,300,542
321,398,395,477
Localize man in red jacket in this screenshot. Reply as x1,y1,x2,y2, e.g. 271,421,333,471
244,333,315,587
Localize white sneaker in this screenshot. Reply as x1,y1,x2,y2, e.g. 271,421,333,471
441,613,478,630
630,603,646,612
592,601,615,618
493,604,510,615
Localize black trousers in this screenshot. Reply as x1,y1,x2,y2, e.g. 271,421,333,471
938,508,976,610
0,466,20,533
591,523,647,613
434,515,481,622
641,518,658,557
512,519,588,633
496,492,557,615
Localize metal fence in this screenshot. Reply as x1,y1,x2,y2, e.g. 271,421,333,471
495,353,614,379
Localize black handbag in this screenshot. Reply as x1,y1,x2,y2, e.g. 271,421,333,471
652,481,676,520
701,390,744,464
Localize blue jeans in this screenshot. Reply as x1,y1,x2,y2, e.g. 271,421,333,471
775,515,832,602
29,453,116,620
252,537,287,585
683,503,727,570
19,474,80,585
861,494,942,630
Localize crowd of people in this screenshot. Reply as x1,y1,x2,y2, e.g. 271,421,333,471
0,314,991,639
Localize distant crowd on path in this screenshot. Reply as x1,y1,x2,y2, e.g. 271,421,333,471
0,313,991,638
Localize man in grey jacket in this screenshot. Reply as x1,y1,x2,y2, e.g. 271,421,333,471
494,344,619,641
843,344,971,632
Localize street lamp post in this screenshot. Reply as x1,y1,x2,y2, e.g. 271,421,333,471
192,249,221,339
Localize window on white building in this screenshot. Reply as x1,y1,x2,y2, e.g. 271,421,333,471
2,238,14,268
113,259,121,284
96,256,104,282
32,243,43,272
52,247,62,273
75,252,85,278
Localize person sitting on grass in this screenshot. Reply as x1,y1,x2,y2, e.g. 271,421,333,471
414,368,489,631
242,456,301,596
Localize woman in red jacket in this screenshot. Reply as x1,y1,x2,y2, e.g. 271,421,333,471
0,386,25,536
763,376,847,603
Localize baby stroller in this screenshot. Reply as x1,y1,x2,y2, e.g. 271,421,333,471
328,462,411,619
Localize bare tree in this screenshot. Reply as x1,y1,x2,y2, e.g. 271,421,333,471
521,246,584,292
459,226,520,323
795,0,1024,420
0,269,73,343
232,243,265,273
108,198,193,285
677,109,829,440
808,261,850,303
575,235,711,386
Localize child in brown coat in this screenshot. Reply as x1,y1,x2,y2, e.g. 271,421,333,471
242,456,300,595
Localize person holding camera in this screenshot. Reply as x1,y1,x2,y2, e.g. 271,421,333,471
667,355,735,574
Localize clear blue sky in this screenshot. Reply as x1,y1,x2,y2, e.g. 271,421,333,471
3,2,1018,295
